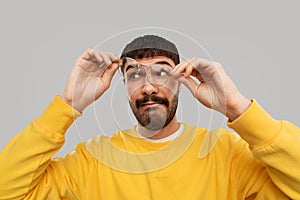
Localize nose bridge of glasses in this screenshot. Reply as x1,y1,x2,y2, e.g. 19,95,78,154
139,65,154,84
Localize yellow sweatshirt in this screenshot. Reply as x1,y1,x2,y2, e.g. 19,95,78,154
0,96,300,199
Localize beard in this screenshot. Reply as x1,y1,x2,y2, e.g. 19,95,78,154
129,93,178,131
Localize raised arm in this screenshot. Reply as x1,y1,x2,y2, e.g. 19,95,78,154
0,49,120,199
174,57,300,199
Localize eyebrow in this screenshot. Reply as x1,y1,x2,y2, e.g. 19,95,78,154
154,61,173,66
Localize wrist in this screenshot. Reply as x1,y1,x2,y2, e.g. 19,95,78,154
59,93,73,106
59,93,84,113
226,97,251,122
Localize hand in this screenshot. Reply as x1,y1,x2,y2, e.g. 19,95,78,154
173,57,251,121
60,49,120,112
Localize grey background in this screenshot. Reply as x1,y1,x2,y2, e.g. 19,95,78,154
0,1,299,156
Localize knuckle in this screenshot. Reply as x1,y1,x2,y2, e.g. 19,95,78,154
212,61,221,66
96,49,103,55
210,62,219,69
105,61,112,67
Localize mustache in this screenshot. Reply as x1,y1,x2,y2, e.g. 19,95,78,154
136,95,169,108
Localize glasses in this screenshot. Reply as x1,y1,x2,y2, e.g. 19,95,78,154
121,57,174,86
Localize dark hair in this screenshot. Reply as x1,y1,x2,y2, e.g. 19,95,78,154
120,35,180,72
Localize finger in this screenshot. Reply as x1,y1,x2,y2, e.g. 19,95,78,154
172,62,187,78
76,49,97,67
98,50,112,67
80,48,94,60
101,62,120,84
176,75,198,97
173,57,196,77
106,52,119,62
173,59,189,73
193,57,212,71
183,64,194,78
93,49,104,63
193,58,220,80
88,49,102,63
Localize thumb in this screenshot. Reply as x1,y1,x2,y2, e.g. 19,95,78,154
176,75,198,98
101,62,120,84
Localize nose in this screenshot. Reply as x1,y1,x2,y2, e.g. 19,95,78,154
141,81,158,96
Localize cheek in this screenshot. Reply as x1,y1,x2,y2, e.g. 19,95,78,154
163,79,180,95
126,85,140,102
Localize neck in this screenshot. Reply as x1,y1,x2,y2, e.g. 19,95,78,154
137,117,180,140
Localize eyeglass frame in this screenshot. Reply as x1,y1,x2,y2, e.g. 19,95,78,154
119,57,176,86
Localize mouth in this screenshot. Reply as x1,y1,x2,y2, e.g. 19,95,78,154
140,101,164,109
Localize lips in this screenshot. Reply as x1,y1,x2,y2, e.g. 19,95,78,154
140,101,163,108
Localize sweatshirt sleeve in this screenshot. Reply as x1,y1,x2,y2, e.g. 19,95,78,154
228,99,300,199
0,96,82,200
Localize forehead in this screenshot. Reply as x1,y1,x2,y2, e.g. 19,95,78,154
134,56,176,67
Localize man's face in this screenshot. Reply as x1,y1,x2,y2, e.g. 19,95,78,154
124,56,180,131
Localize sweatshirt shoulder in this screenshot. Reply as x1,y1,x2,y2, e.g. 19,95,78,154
195,126,249,159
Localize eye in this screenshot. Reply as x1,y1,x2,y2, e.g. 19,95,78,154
158,69,169,76
128,71,141,79
126,68,146,80
152,65,171,77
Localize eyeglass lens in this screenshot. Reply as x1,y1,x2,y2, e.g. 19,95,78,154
123,57,172,86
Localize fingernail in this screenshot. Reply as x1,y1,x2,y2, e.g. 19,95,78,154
173,71,182,79
118,59,123,66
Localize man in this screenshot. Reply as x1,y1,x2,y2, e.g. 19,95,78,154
0,35,299,199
